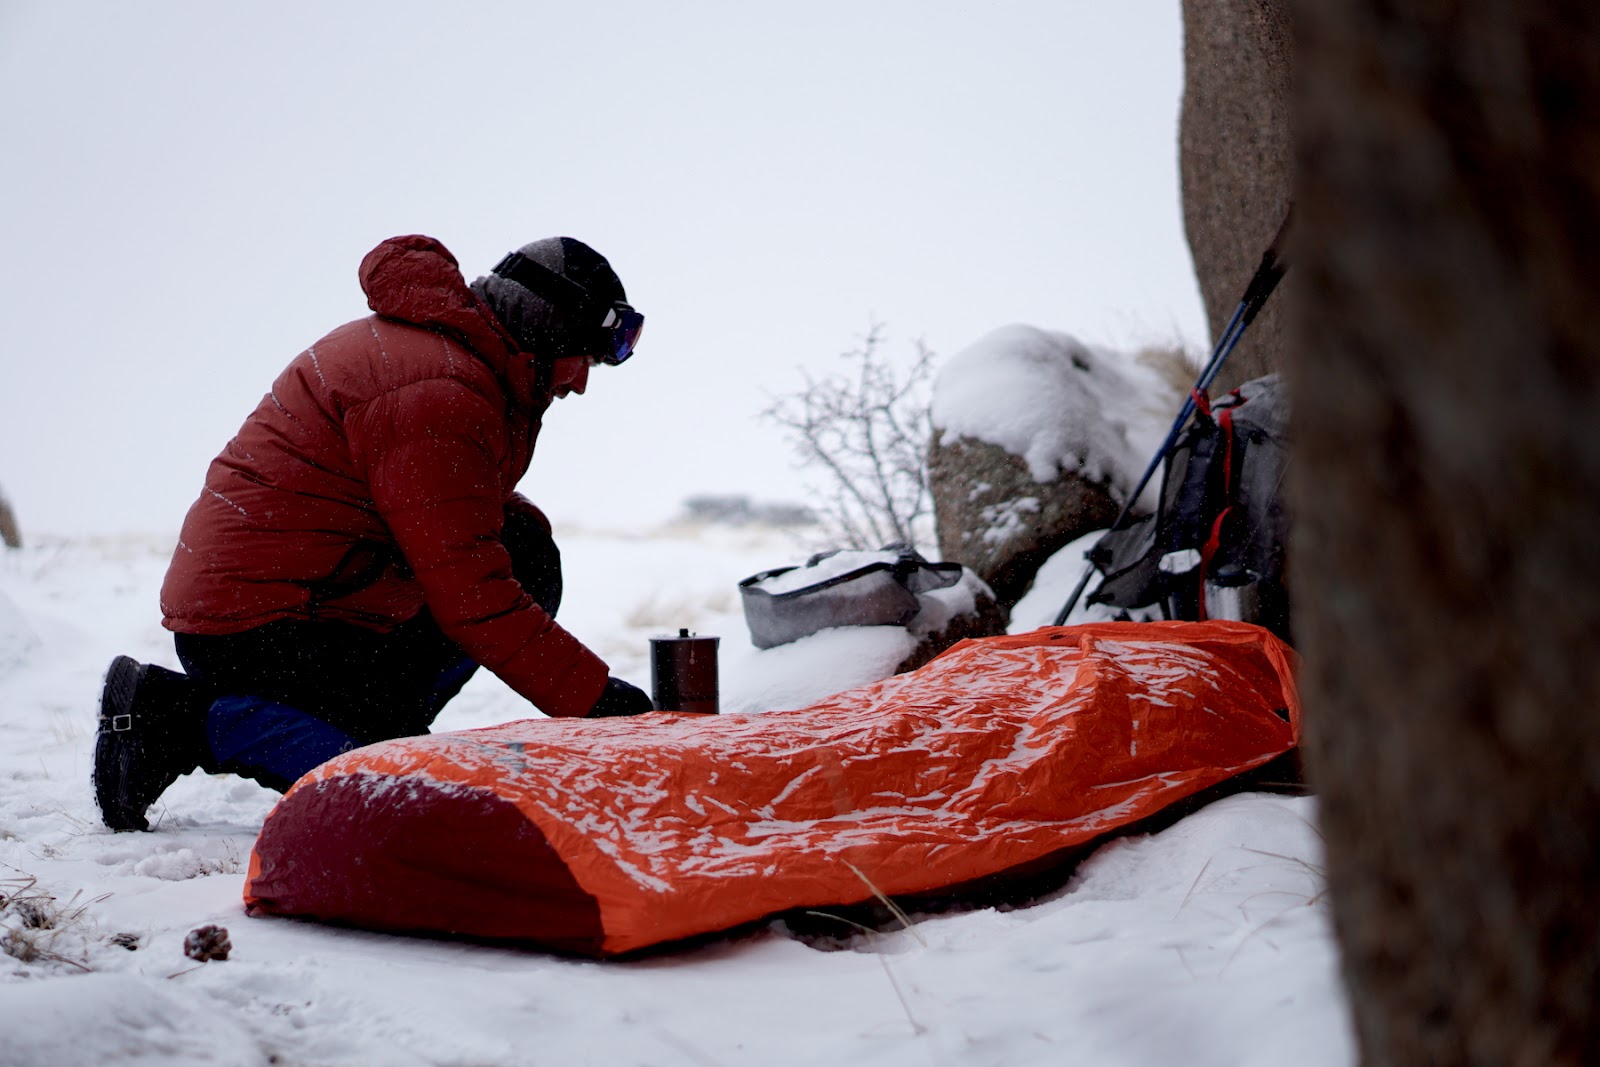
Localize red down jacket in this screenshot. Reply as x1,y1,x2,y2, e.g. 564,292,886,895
160,235,609,717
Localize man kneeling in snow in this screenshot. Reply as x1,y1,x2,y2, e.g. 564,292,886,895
93,235,656,831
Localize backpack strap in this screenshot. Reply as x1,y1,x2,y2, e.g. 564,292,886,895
1195,390,1244,619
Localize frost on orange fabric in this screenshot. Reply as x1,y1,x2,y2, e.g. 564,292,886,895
245,621,1299,956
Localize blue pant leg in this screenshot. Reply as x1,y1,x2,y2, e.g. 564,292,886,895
206,694,361,793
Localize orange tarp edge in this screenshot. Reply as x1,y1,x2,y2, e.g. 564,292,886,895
245,621,1300,955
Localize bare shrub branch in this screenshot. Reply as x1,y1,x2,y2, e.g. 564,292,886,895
763,323,936,551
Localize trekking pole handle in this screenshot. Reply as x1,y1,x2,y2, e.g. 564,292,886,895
1051,304,1252,626
1240,203,1293,328
1050,204,1292,628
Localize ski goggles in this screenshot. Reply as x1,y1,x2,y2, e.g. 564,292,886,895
597,303,645,366
492,250,645,365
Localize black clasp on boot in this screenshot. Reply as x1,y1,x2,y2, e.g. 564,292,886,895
92,656,208,832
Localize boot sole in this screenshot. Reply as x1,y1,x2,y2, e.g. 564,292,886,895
93,656,152,832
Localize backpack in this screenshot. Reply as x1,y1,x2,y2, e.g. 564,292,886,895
1086,374,1293,643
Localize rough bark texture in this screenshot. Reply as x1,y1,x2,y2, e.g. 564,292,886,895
1290,2,1600,1063
928,437,1120,610
1180,0,1293,388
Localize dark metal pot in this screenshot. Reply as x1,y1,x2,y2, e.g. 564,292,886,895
650,629,720,714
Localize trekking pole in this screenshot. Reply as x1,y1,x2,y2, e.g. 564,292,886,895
1052,207,1293,626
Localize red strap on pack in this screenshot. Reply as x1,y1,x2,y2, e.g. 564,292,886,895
1195,391,1243,620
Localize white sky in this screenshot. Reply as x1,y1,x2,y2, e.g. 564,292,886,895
0,1,1204,536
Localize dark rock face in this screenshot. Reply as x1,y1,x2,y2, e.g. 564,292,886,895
1179,0,1293,388
1291,1,1600,1062
928,436,1120,610
894,582,1010,675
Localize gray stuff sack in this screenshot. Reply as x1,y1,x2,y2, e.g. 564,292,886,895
739,545,963,650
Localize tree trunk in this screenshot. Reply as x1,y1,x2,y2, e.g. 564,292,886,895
1289,2,1600,1064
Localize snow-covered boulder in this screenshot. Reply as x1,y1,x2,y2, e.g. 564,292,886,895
929,325,1182,608
928,435,1117,609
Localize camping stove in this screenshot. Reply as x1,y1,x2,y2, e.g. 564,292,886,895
650,629,720,714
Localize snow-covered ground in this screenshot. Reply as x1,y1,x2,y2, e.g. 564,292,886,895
0,524,1354,1067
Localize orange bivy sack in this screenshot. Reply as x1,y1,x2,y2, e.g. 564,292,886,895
244,621,1300,956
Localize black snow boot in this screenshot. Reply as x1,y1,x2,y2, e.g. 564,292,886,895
92,656,210,832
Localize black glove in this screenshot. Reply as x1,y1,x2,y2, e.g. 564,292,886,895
586,677,655,718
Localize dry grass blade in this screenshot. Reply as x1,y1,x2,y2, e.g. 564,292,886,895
1,865,109,974
844,861,927,947
1240,846,1327,880
803,910,927,1036
1173,856,1216,919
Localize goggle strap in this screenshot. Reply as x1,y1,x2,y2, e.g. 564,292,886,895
492,251,610,328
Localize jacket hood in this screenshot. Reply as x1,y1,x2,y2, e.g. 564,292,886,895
358,235,545,410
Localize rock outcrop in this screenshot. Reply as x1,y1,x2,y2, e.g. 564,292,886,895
929,438,1120,610
894,575,1010,674
1179,0,1293,388
928,326,1182,609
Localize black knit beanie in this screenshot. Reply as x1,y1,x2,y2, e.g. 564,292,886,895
471,237,627,357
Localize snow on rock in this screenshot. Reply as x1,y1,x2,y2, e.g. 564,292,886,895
977,494,1041,546
928,325,1185,608
906,566,988,636
931,323,1180,501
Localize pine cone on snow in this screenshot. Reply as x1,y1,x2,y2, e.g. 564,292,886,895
183,924,231,962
